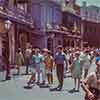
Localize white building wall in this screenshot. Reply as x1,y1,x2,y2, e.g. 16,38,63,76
80,3,100,23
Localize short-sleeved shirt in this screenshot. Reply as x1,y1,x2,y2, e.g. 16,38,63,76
44,55,54,69
83,54,91,69
33,54,45,69
73,58,81,72
79,52,85,61
34,54,43,64
55,52,67,64
31,55,36,68
96,57,100,63
25,48,32,58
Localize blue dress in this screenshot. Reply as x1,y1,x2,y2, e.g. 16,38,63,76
72,58,81,78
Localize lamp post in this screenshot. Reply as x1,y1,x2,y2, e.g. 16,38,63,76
5,20,12,30
4,19,12,80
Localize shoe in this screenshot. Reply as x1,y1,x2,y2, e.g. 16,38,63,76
56,86,62,91
72,88,75,91
56,85,61,88
39,81,45,85
6,76,11,80
27,80,35,85
39,84,49,88
64,75,67,78
69,88,76,93
24,85,33,89
75,90,80,92
36,81,40,85
49,87,58,91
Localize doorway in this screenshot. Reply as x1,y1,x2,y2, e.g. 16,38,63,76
2,32,9,66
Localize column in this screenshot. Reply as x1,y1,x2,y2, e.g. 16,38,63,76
0,37,2,56
69,40,71,47
44,34,48,48
8,0,14,9
80,40,83,49
9,24,15,65
81,22,84,48
53,37,56,56
74,40,77,48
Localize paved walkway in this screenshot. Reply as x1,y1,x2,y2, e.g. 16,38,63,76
0,62,96,100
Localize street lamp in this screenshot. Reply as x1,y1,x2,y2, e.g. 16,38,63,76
4,20,12,31
4,19,12,80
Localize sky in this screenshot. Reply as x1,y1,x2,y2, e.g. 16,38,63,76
76,0,100,7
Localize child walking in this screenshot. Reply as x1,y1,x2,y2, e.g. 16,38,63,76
27,48,36,87
43,49,54,86
70,51,82,92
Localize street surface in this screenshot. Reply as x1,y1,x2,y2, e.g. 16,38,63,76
0,62,96,100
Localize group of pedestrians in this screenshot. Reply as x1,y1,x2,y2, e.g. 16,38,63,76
11,45,100,100
0,43,100,99
15,45,96,92
14,45,100,100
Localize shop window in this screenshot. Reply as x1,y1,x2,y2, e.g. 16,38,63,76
96,9,99,13
63,38,70,47
19,33,28,54
47,38,52,50
71,40,74,47
58,40,61,45
85,11,88,17
47,38,53,54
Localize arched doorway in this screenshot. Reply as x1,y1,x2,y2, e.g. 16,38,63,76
63,38,71,47
2,32,9,67
19,32,28,55
47,38,53,54
70,40,74,47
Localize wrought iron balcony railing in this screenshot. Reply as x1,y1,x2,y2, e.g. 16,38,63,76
0,4,34,28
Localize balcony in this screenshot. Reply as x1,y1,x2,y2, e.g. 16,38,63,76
0,4,34,28
45,23,82,39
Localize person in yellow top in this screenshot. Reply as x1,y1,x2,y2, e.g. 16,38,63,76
16,48,24,75
42,48,54,86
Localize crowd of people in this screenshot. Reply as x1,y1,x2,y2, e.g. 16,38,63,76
0,44,100,100
16,45,100,97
